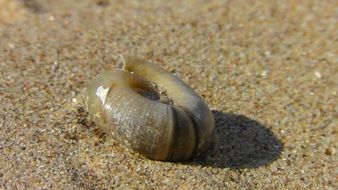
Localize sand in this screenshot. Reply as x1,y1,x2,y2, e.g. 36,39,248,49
0,0,337,189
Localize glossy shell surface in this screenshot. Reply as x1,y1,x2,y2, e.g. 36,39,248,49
86,56,214,161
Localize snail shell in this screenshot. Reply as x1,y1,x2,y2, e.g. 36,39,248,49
86,55,214,161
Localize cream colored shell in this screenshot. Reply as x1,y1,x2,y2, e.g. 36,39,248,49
86,56,214,161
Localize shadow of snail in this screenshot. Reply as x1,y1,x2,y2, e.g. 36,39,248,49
85,55,283,167
193,111,283,169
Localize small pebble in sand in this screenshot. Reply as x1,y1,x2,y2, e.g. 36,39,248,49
314,71,322,79
324,147,336,156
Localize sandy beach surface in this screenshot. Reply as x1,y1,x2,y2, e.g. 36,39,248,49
0,0,337,189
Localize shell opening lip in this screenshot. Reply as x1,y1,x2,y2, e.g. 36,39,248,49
128,73,174,106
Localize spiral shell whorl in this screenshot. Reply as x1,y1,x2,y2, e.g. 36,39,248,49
122,56,215,155
86,56,214,161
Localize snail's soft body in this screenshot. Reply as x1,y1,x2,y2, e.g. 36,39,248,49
86,56,214,161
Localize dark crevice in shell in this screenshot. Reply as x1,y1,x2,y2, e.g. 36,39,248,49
185,112,200,157
168,106,198,160
168,107,179,160
133,88,159,101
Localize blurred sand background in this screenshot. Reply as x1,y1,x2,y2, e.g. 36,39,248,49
0,0,337,189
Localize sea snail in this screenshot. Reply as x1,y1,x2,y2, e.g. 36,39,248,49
86,55,215,161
